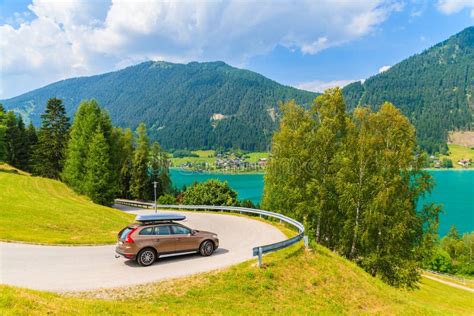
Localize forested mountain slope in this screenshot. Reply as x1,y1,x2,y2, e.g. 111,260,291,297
1,61,317,151
343,26,474,153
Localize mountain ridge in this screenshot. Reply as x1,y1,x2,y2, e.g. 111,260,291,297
343,26,474,152
2,60,317,151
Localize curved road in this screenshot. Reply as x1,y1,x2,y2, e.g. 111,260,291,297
0,205,285,292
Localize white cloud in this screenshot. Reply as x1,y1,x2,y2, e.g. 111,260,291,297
295,79,360,93
1,0,402,98
378,65,391,73
437,0,474,15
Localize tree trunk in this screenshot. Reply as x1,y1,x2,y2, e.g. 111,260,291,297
349,203,360,258
316,213,321,243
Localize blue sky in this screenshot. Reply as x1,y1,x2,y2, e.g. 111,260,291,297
1,0,473,98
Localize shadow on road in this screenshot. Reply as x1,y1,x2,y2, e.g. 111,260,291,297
123,248,230,267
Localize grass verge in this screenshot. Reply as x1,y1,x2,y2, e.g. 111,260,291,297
1,242,472,315
0,168,133,245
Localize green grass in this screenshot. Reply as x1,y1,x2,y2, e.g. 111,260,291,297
245,152,269,163
1,242,472,315
0,167,133,244
440,144,474,169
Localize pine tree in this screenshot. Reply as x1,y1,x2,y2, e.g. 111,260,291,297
62,100,101,192
0,105,7,162
130,123,150,200
4,111,20,167
31,98,70,178
118,128,134,198
84,128,114,206
25,122,38,172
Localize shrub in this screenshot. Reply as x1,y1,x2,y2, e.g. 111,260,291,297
157,194,177,205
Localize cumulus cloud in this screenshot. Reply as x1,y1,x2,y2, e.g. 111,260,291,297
437,0,474,16
1,0,402,98
295,79,360,93
378,65,391,73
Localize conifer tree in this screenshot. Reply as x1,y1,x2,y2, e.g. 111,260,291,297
130,123,150,200
117,128,134,198
31,98,69,178
62,100,101,192
0,105,8,162
84,128,114,205
4,111,20,167
148,141,171,198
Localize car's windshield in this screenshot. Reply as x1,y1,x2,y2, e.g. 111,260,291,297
120,227,133,240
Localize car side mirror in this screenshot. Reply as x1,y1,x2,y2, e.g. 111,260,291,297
191,230,196,235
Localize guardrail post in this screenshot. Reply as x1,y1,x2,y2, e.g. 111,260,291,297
304,236,309,248
258,247,263,268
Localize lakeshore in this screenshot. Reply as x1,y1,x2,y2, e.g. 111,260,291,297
171,169,474,236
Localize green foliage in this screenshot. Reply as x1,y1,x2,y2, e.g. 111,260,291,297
157,194,177,205
425,248,453,273
31,98,70,178
436,226,474,276
1,61,317,151
441,158,453,168
263,89,441,288
343,27,474,153
182,179,238,206
148,142,171,198
130,123,150,200
84,129,115,206
0,105,6,162
62,100,103,193
114,128,134,199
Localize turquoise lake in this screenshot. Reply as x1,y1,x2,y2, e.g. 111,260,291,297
170,169,473,236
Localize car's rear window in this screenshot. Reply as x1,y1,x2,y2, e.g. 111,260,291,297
120,228,133,240
139,227,155,235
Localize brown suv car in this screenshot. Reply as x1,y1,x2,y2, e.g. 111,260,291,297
115,213,219,266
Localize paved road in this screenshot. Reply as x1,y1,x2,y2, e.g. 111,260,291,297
0,205,285,292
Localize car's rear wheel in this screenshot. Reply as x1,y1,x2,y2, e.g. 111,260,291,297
199,240,214,256
137,248,156,266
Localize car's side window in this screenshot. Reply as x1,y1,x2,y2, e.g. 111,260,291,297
171,225,190,235
155,225,171,235
139,227,155,235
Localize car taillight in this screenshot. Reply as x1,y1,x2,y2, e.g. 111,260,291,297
125,227,138,244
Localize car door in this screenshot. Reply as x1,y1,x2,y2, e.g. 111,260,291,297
170,224,199,252
154,225,175,254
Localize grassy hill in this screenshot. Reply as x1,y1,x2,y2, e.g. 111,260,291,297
0,164,133,244
1,242,472,315
441,144,474,168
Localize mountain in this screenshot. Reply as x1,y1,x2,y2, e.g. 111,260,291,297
1,61,317,151
343,26,474,153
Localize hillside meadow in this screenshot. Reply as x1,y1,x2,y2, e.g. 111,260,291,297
0,164,133,244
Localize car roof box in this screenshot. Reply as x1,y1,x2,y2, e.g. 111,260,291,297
135,213,186,223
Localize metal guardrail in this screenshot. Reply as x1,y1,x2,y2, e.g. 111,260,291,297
424,270,474,285
115,199,307,267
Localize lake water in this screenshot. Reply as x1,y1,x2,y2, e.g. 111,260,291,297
170,169,473,236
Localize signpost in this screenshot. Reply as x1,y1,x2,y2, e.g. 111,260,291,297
153,181,157,213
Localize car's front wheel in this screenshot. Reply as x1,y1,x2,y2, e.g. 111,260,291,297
137,248,156,266
199,240,214,256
